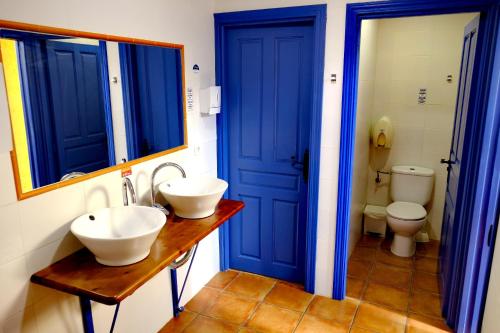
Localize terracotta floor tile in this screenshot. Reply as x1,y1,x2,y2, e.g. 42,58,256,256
346,277,366,299
238,328,257,333
351,246,377,262
416,241,440,259
381,236,394,251
277,280,304,290
225,272,276,300
264,282,313,312
158,311,197,333
375,249,414,270
185,287,221,314
348,259,372,280
370,263,412,290
363,282,410,311
415,256,439,274
413,272,440,294
407,313,451,333
410,290,442,318
356,235,384,248
206,292,258,325
306,295,358,324
294,314,350,333
350,326,378,333
246,303,301,333
206,270,239,289
353,302,406,333
184,315,239,333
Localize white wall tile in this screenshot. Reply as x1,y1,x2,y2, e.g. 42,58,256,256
2,305,38,333
0,256,30,322
0,153,18,206
18,184,86,252
0,204,23,266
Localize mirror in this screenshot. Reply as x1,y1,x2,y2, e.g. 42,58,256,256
0,26,186,197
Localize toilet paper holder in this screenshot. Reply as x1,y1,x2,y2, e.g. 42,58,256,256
375,170,390,183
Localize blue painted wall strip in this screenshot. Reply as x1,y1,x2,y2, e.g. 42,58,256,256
214,4,326,293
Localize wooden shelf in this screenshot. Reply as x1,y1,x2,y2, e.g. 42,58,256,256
31,199,244,305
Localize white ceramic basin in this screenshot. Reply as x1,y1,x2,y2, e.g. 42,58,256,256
158,176,228,219
71,206,166,266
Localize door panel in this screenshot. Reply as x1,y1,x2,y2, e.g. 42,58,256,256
226,24,313,283
46,41,110,177
440,15,479,326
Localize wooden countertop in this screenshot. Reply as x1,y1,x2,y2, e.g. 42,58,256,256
31,199,244,305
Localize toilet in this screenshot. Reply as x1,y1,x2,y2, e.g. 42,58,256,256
386,165,434,257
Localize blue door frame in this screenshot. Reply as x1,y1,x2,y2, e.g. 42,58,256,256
335,0,500,331
214,5,326,293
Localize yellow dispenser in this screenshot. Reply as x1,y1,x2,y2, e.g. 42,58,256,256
371,116,393,148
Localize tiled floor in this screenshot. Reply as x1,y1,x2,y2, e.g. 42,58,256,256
159,236,451,333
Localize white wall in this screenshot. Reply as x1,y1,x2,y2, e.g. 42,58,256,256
348,19,378,257
365,13,476,240
0,1,218,332
106,41,128,163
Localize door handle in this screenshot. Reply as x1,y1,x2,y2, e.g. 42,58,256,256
291,149,309,182
440,158,455,171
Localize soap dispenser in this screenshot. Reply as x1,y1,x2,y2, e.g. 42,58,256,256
371,116,393,148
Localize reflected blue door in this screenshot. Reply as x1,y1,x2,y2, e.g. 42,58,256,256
439,15,479,327
226,24,314,283
46,41,110,177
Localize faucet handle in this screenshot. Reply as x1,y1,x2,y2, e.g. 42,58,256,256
152,203,170,217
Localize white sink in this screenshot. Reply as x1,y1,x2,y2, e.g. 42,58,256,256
158,176,228,219
71,206,166,266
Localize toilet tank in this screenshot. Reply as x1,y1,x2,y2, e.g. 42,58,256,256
390,166,434,205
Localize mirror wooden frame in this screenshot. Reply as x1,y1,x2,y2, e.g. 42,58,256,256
0,19,188,200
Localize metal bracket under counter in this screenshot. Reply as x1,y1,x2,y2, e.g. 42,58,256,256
30,200,245,333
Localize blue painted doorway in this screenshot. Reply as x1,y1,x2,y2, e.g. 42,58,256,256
225,24,313,283
45,41,110,178
335,1,500,331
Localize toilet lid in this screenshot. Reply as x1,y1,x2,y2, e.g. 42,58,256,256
386,202,426,220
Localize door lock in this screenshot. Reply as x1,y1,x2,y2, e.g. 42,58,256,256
291,150,309,182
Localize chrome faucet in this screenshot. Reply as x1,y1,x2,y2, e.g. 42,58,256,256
60,172,85,181
150,162,186,215
122,177,137,206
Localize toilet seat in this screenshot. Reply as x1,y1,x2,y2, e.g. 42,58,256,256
386,201,426,221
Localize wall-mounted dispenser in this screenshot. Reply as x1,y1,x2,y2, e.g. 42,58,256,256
200,86,221,115
371,116,393,148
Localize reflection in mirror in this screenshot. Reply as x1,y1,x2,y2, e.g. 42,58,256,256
0,29,185,194
119,43,184,160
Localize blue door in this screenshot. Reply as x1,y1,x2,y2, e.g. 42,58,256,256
46,41,110,178
226,24,314,283
439,15,479,327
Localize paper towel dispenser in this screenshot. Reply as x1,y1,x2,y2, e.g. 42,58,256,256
200,86,221,115
371,116,393,148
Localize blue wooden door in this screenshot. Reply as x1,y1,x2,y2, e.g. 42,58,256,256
226,24,313,283
46,41,110,178
439,15,479,326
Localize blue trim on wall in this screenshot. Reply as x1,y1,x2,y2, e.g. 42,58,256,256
214,4,326,294
335,1,500,331
98,41,116,166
